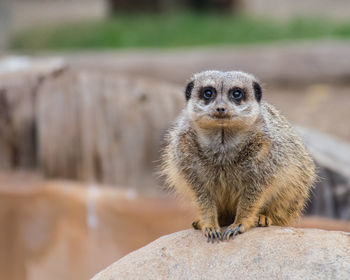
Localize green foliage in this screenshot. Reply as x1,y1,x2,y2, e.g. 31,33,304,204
10,13,350,50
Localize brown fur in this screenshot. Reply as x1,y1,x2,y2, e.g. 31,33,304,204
161,70,316,241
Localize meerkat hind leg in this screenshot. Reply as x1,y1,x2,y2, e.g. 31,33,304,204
192,220,201,230
256,214,272,227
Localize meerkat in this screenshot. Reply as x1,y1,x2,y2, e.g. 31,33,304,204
161,70,316,242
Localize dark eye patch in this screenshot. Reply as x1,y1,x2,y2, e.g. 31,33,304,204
228,87,246,103
253,81,262,102
199,86,217,104
185,81,194,101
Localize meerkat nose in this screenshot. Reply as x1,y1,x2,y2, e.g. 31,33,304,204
216,107,226,113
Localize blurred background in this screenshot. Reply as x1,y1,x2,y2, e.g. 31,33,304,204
1,0,350,279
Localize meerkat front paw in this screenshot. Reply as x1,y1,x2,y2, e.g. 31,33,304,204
203,226,222,243
256,214,272,227
223,219,256,240
192,220,222,242
223,224,244,240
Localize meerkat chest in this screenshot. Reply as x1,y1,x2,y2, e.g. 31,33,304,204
176,128,252,190
194,139,246,185
201,161,242,194
211,165,242,210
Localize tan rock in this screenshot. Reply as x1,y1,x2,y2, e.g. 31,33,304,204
37,71,183,190
1,171,349,280
92,227,350,280
0,172,193,280
0,56,66,169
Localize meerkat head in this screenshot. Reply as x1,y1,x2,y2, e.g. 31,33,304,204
184,70,262,130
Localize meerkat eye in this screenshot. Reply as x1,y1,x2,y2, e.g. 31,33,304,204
200,87,216,101
203,89,213,99
228,88,245,102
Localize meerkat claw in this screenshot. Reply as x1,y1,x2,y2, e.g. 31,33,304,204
204,227,221,243
223,224,241,240
204,228,212,243
233,225,241,236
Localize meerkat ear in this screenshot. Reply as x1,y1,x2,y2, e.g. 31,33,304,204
185,81,194,101
253,81,262,102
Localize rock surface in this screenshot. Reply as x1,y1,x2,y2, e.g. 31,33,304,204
0,56,66,169
37,70,183,190
0,172,194,280
1,172,350,280
298,127,350,220
92,227,350,280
